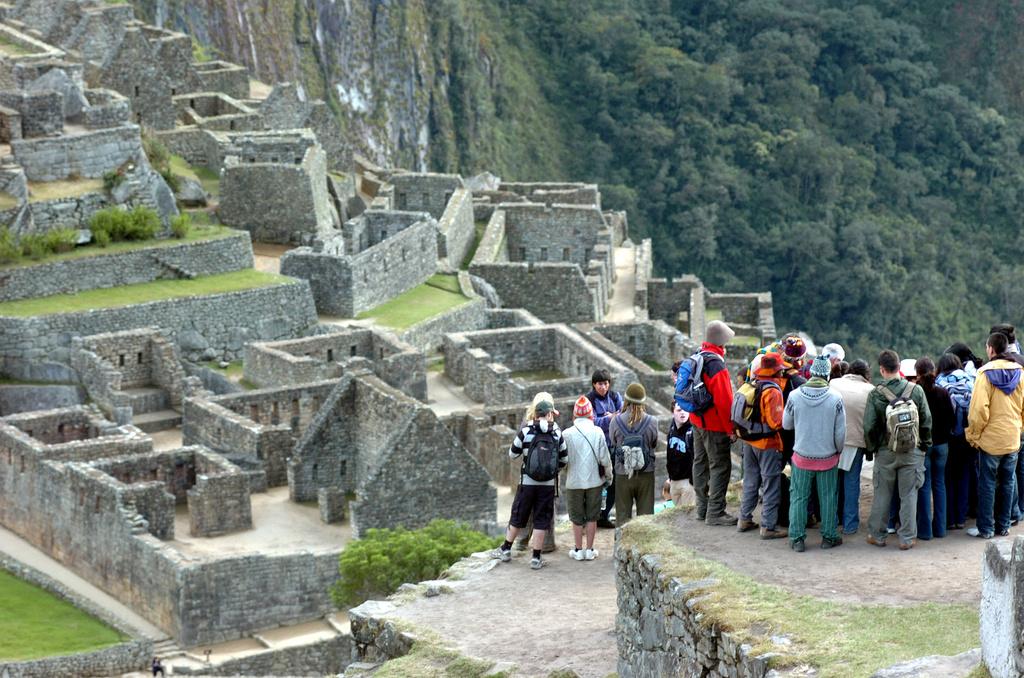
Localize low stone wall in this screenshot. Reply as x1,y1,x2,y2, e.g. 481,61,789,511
437,186,475,268
981,536,1024,678
0,555,151,678
11,125,144,181
0,280,318,365
399,297,488,353
616,544,794,678
0,384,85,415
471,261,597,323
173,633,352,676
0,232,253,302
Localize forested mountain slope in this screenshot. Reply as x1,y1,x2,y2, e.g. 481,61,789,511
137,0,1024,356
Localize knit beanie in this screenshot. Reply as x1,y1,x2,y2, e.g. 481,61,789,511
821,343,845,362
783,336,807,362
900,358,917,379
623,382,647,405
573,395,593,419
706,320,735,347
809,355,831,379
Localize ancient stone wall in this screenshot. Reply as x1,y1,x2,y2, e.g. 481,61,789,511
81,87,130,128
280,218,438,317
243,328,427,401
981,536,1024,678
0,231,253,302
499,181,600,209
398,296,489,354
193,61,250,100
0,90,63,137
1,407,152,463
436,186,475,267
96,27,174,129
187,449,253,537
172,633,353,676
648,276,706,342
502,203,608,269
391,172,464,219
617,543,785,678
0,279,318,365
471,262,597,323
218,144,334,244
11,124,143,181
154,126,221,169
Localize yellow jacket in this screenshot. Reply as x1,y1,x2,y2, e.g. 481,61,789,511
966,359,1024,455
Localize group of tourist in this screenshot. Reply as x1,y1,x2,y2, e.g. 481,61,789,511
494,318,1024,568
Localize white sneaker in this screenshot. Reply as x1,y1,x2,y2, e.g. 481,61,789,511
967,527,993,539
569,548,585,561
584,548,598,561
530,557,545,570
492,547,511,562
885,527,896,534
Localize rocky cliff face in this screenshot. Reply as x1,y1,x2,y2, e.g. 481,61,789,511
133,0,566,178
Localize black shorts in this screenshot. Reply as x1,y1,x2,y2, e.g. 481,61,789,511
509,484,556,531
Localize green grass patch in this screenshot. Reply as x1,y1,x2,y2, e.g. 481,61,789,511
460,220,489,269
27,178,106,203
0,569,124,660
372,638,512,678
730,335,763,348
205,360,244,379
170,155,221,199
620,512,979,677
0,270,290,317
0,225,234,270
0,34,37,57
704,308,723,322
357,274,469,330
427,356,446,373
509,368,567,381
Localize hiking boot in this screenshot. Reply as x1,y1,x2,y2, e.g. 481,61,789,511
866,535,886,548
706,512,738,527
898,539,916,551
760,528,785,540
569,548,585,561
820,536,843,549
791,538,806,553
737,519,759,533
530,557,545,570
596,518,616,529
492,547,511,563
967,527,993,539
584,548,598,561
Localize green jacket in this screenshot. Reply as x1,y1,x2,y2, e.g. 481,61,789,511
863,377,933,453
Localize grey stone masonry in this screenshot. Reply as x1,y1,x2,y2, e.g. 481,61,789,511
436,186,475,268
648,275,706,342
318,486,346,524
173,633,353,676
616,542,810,678
0,231,254,302
0,278,319,365
280,215,438,317
193,60,250,100
391,172,464,219
11,124,144,181
174,92,262,132
443,324,637,405
187,448,253,537
981,536,1024,678
243,326,427,401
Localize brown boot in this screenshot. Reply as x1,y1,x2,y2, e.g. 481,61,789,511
759,528,785,540
737,519,759,533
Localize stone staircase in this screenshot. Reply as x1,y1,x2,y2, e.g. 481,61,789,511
125,386,182,433
151,252,197,279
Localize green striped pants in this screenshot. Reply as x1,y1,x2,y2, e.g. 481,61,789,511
789,465,839,542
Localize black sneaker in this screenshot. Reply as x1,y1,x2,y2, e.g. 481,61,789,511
820,536,843,549
791,539,806,553
596,518,616,529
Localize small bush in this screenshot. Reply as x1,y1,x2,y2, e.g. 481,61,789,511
126,207,160,240
0,227,19,264
170,213,191,239
19,234,48,260
41,228,77,253
92,227,111,248
160,167,180,193
331,520,499,607
102,168,125,191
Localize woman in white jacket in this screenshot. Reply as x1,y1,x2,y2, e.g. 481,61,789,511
562,395,612,561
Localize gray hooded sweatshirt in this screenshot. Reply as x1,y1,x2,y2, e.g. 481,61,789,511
782,378,846,463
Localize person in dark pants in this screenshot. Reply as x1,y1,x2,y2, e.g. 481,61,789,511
152,657,166,677
587,369,623,528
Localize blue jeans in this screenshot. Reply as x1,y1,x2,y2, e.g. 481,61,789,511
945,436,972,526
1014,443,1024,520
977,450,1019,536
916,444,948,539
840,448,863,533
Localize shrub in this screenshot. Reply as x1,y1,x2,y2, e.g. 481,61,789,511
19,234,48,260
331,520,499,607
92,227,111,248
160,167,180,193
41,228,77,253
88,208,123,243
102,168,125,192
170,213,191,239
126,207,160,240
0,227,19,264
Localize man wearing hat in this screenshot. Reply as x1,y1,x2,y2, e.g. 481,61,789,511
782,355,847,552
738,352,787,539
691,320,738,525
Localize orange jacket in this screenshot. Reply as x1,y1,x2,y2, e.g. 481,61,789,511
749,377,785,450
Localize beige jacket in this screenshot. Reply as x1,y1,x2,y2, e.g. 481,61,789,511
966,359,1024,455
829,374,874,448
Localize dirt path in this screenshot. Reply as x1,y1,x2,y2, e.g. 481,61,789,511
605,246,636,322
671,474,993,607
389,524,619,678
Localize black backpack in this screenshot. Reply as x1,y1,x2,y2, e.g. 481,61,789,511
522,426,560,482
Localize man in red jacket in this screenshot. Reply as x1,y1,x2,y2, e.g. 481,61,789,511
692,320,737,525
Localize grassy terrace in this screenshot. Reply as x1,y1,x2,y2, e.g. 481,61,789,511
620,511,979,678
0,224,235,270
460,220,489,269
27,178,106,203
0,570,124,660
0,270,291,317
357,274,469,330
510,368,567,381
170,155,221,199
